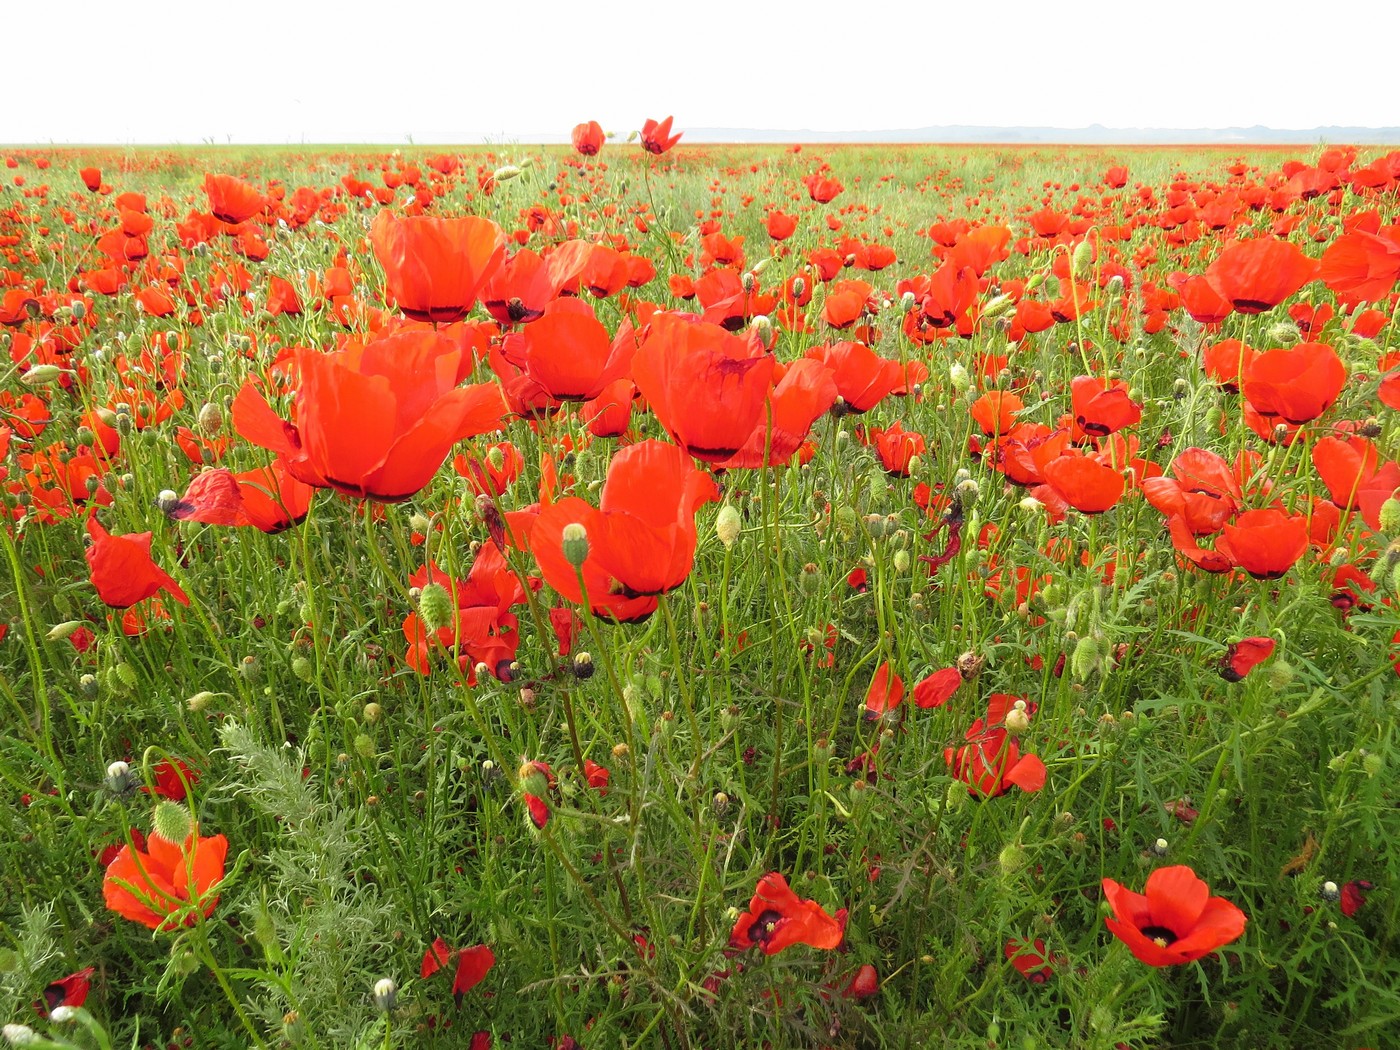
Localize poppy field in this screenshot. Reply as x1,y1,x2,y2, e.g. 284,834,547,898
1,130,1399,1049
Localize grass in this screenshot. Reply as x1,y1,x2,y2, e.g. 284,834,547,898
0,140,1397,1050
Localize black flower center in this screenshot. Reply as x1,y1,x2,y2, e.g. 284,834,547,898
1141,924,1179,948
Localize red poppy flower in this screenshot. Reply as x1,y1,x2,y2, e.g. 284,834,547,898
512,299,635,402
842,964,879,999
79,167,102,192
531,440,719,622
969,391,1024,437
1340,879,1372,918
765,211,797,240
422,938,496,1004
640,116,682,155
369,211,506,323
203,173,266,225
1219,636,1275,681
1318,230,1400,305
1040,454,1125,514
1101,865,1247,966
571,120,604,156
38,967,94,1017
1005,939,1055,983
85,516,190,609
170,465,313,533
1141,447,1242,536
631,313,776,463
232,328,508,503
1311,435,1380,510
859,421,926,477
729,872,846,955
1241,342,1346,424
1216,508,1308,579
103,826,227,931
717,358,837,470
1070,376,1141,439
1204,237,1318,314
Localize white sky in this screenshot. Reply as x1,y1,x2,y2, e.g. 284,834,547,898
8,0,1398,143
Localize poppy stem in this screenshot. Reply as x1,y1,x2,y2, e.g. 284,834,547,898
190,920,270,1049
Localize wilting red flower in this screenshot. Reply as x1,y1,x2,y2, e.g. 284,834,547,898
369,211,506,323
863,661,904,722
1241,342,1346,424
37,967,94,1017
170,465,314,533
1219,637,1276,681
531,440,719,622
729,872,846,955
571,120,605,156
203,173,266,225
640,116,682,155
1204,237,1318,314
149,759,198,801
945,695,1045,798
422,938,496,1004
912,667,961,708
1217,508,1309,579
1340,879,1372,918
103,826,227,931
1101,865,1247,966
85,516,190,609
232,329,507,502
402,543,524,678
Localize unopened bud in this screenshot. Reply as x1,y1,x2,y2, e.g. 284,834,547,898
373,977,397,1012
46,620,86,642
20,364,66,386
156,489,180,515
417,582,453,634
715,504,741,548
1379,496,1400,535
561,522,590,568
151,800,194,844
493,165,523,182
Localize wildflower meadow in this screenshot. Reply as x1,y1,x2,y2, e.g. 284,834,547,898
1,129,1398,1049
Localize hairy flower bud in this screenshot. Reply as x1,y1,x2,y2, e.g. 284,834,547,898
561,522,589,569
715,504,741,549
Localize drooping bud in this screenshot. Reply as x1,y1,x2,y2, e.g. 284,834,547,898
20,364,66,387
1379,496,1400,535
417,581,453,634
151,800,194,844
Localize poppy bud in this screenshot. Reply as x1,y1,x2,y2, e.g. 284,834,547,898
893,550,911,574
1004,704,1030,735
1071,239,1094,281
999,842,1028,877
46,620,86,642
155,490,180,515
79,674,99,699
715,504,741,548
1150,837,1170,857
741,271,756,293
187,691,216,712
1321,880,1340,901
572,652,594,680
1071,635,1102,680
1379,497,1400,535
106,760,134,793
900,291,916,312
561,522,589,569
417,582,453,634
948,363,971,395
791,277,805,299
492,165,523,182
4,1024,39,1045
70,299,86,321
373,977,397,1012
21,364,66,386
1363,753,1383,778
151,800,194,845
239,654,261,682
749,314,773,347
1266,320,1301,347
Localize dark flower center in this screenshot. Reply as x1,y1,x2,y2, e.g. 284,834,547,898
747,909,784,944
1141,924,1179,948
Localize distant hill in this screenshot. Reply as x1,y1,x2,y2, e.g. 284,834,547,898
676,125,1400,145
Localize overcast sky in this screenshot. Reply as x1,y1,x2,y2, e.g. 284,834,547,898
8,0,1397,143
